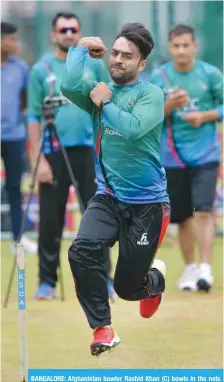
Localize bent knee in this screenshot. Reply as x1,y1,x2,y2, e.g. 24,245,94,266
68,238,104,264
194,211,213,219
113,280,134,301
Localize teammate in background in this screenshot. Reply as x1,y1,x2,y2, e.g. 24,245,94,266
1,22,37,254
28,12,115,300
150,25,223,292
61,23,170,355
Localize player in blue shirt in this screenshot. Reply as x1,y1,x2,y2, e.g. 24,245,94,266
1,22,37,254
150,25,223,292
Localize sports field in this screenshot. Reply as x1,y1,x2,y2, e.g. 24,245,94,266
1,238,223,381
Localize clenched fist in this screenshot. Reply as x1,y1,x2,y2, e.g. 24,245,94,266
90,83,112,107
36,155,53,184
78,37,107,59
181,111,204,128
167,89,189,110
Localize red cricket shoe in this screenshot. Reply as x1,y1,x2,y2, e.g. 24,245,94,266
90,326,120,356
140,294,162,318
140,259,166,319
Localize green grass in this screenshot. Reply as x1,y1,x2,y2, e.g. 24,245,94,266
1,238,223,381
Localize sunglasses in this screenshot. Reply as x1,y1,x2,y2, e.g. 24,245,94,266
56,27,79,34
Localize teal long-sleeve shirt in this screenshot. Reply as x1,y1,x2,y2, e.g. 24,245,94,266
61,46,169,204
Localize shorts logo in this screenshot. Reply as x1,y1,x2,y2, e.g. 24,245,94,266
137,233,149,246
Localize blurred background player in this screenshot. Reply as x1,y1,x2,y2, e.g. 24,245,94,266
1,21,37,254
27,12,115,300
150,24,223,292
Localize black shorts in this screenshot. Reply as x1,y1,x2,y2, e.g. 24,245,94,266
165,162,219,224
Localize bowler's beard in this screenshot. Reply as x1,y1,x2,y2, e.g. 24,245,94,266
109,66,138,86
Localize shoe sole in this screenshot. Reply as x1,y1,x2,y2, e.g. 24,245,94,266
90,336,121,356
197,279,212,292
35,296,57,301
178,283,197,291
36,296,52,301
180,286,196,291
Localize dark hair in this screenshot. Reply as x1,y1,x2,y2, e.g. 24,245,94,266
169,24,195,41
115,22,154,59
52,12,81,29
1,22,17,36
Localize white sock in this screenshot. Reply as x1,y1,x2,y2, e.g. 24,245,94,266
185,263,197,269
199,263,212,271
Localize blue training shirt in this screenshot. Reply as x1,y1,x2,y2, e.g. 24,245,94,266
1,57,29,141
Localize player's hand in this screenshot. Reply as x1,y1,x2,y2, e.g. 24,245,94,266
181,111,204,128
36,155,53,184
166,89,189,110
78,37,107,59
90,83,112,107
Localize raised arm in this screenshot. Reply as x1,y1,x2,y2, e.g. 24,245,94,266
60,37,108,114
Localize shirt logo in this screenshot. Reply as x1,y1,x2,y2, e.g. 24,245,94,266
198,80,208,91
137,233,149,246
45,74,56,83
83,71,93,80
104,128,123,137
176,97,200,117
184,97,199,111
127,97,137,107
